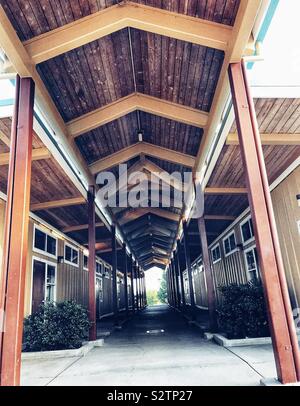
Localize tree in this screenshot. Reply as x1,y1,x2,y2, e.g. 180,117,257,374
147,290,160,306
157,271,168,304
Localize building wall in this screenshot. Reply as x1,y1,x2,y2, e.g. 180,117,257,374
188,165,300,310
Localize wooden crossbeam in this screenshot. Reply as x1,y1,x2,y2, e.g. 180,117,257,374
0,129,10,147
119,207,180,225
62,222,104,233
68,93,208,138
0,147,51,165
90,141,195,174
142,159,186,192
23,2,232,65
226,133,300,146
205,187,247,194
31,196,86,211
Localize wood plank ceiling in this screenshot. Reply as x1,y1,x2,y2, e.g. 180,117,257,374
1,1,299,269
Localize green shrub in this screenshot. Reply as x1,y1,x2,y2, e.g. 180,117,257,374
23,301,90,352
217,282,269,339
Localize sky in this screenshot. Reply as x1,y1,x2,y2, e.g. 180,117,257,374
248,0,300,94
145,267,164,292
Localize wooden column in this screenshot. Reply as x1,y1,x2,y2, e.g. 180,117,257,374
129,255,135,312
170,259,178,308
88,185,97,341
166,267,171,306
182,221,195,308
198,217,217,331
173,250,182,308
176,243,186,307
229,61,300,384
123,244,129,316
111,224,118,324
0,76,35,386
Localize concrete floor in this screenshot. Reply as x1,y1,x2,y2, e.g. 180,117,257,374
21,305,277,386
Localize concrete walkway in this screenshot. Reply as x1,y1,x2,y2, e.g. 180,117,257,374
21,305,277,386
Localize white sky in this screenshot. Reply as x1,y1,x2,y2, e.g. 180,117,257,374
249,0,300,89
145,267,164,291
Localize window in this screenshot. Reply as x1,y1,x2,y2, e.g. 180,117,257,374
244,247,259,282
46,264,56,302
240,216,255,244
211,244,221,263
64,243,79,267
83,255,88,270
31,258,56,313
96,262,102,275
33,226,57,258
223,232,237,256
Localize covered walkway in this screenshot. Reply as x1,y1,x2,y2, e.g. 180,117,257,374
21,305,276,386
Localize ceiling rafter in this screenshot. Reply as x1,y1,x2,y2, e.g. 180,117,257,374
227,133,300,146
118,207,180,225
68,93,208,138
22,2,232,65
30,196,86,211
0,147,51,165
89,141,195,174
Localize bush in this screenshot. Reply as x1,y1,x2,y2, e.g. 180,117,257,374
217,282,269,339
23,301,90,352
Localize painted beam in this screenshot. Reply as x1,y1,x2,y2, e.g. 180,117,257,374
30,196,86,211
23,2,232,64
0,147,51,165
227,133,300,146
119,207,180,225
62,222,104,233
89,141,195,174
204,187,247,194
68,93,208,138
204,215,236,221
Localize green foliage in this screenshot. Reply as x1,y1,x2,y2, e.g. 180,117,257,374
147,290,160,306
23,301,90,352
217,282,269,339
157,272,168,304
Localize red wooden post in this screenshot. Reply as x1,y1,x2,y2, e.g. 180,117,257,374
176,243,186,307
182,221,195,308
88,185,96,341
111,224,118,323
198,217,217,331
123,243,129,315
229,61,300,384
0,76,35,386
129,256,135,312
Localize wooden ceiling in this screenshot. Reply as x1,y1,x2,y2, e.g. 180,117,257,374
1,1,299,270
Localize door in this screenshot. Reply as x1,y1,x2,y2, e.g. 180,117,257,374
32,259,46,313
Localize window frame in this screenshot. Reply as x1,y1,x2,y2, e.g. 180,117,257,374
64,242,79,268
240,215,255,245
244,246,260,282
223,231,238,257
33,224,58,259
30,256,57,311
211,243,221,264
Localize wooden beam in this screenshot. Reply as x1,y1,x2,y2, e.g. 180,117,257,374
23,2,232,64
0,147,50,165
0,77,35,386
204,215,236,221
227,133,300,146
119,207,180,225
0,129,10,147
68,93,208,138
143,159,186,192
193,0,262,178
90,141,195,174
88,186,96,341
204,187,247,194
30,196,86,211
62,222,104,233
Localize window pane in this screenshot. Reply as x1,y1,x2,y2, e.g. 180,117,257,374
246,250,256,271
224,239,230,254
46,285,55,302
34,228,46,251
72,248,78,264
242,221,252,242
229,234,236,250
65,245,72,261
47,265,56,285
47,235,56,256
84,255,88,269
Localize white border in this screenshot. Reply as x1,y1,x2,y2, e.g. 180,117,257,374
30,256,57,312
240,214,255,246
33,224,57,260
64,242,79,268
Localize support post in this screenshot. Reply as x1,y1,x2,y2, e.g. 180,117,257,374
88,185,97,341
170,259,178,308
129,255,135,312
198,216,217,332
123,244,129,316
176,243,186,307
111,224,118,324
0,77,35,386
182,221,195,308
229,61,300,384
173,251,181,308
